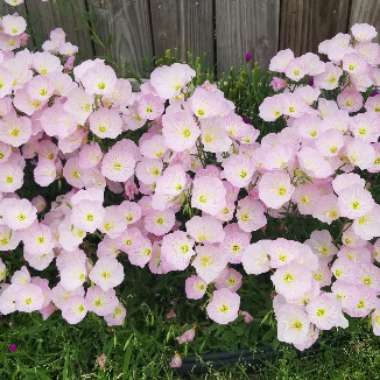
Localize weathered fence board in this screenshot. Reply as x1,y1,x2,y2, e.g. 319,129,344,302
2,0,380,75
88,0,153,77
150,0,214,66
350,0,380,41
279,0,351,56
215,0,280,73
24,0,93,60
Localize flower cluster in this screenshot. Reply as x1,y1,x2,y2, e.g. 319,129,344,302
0,9,380,352
257,22,380,349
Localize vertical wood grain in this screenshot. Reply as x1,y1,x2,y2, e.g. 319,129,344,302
349,0,380,41
150,0,214,66
24,0,93,60
280,0,351,55
88,0,153,77
215,0,280,74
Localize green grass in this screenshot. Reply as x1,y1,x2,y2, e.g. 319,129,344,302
1,269,380,379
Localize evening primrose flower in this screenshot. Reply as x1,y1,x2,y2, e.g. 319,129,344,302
15,283,44,312
192,244,228,284
271,263,313,301
162,110,200,152
0,198,37,230
337,185,375,219
185,275,207,300
185,215,225,244
89,108,122,139
306,293,348,330
61,296,87,325
2,14,27,36
191,175,226,215
258,170,294,209
276,303,311,346
89,257,124,291
236,197,267,232
161,231,195,271
206,288,240,325
85,286,118,317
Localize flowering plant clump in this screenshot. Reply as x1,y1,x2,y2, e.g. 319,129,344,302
0,8,380,353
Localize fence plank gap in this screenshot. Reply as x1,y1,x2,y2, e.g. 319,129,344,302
149,0,214,66
24,0,93,60
215,0,280,75
280,0,351,56
88,0,153,77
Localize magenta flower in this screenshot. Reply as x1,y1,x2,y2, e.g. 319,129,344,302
244,51,253,62
8,343,17,353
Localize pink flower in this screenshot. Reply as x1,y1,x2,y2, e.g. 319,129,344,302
135,158,163,185
271,77,287,91
63,88,94,125
271,263,313,301
189,87,233,119
150,63,195,99
200,117,232,153
269,49,295,72
239,310,254,324
222,154,254,188
191,175,226,215
61,296,87,324
242,240,271,275
313,62,342,90
351,23,377,42
34,159,56,187
214,267,243,292
40,103,77,139
22,222,54,255
139,133,168,160
221,223,250,264
206,288,240,325
337,86,363,113
101,143,136,182
161,231,195,271
192,244,227,283
176,327,196,344
185,215,225,244
185,275,207,300
15,283,44,312
85,286,118,317
297,147,334,179
258,171,294,209
137,94,164,120
0,160,23,192
236,197,267,232
144,209,175,236
276,303,311,346
0,198,37,230
81,62,117,95
259,94,284,121
70,199,105,233
162,110,200,152
89,108,122,139
78,143,103,170
337,185,374,219
169,352,183,368
104,303,127,326
305,230,337,259
2,14,27,36
89,257,124,291
343,52,368,76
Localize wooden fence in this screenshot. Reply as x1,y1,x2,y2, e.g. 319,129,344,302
1,0,380,76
